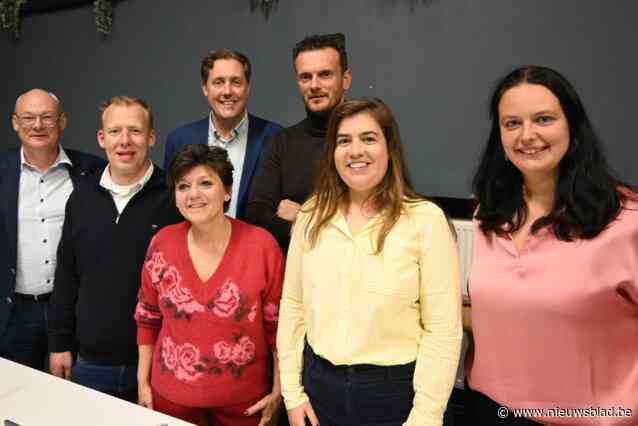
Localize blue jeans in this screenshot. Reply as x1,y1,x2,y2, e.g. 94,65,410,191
72,355,138,402
302,343,415,426
0,296,49,370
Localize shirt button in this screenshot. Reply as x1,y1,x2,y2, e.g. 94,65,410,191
40,179,44,183
41,218,45,223
46,279,51,284
40,198,44,203
5,297,12,304
45,260,49,264
43,239,47,244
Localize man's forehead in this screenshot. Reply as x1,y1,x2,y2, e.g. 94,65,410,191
209,58,247,79
102,104,150,127
15,90,60,113
295,48,341,71
103,104,146,118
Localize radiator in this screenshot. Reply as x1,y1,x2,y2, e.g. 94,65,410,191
451,219,473,300
451,219,473,389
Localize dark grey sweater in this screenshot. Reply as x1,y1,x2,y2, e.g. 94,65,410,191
245,114,328,252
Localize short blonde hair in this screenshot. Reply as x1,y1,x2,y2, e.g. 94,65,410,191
99,96,153,129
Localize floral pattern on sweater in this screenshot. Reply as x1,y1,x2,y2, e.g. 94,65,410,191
159,333,257,381
207,280,246,320
160,266,205,318
135,220,285,393
160,336,206,382
144,250,205,319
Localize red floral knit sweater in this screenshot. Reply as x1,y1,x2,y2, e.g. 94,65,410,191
135,219,284,408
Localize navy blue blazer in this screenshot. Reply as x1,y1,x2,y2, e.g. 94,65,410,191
0,147,106,337
163,113,282,219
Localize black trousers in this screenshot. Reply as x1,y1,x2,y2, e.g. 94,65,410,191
465,387,542,426
302,343,416,426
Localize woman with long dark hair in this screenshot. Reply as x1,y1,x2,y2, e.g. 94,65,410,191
467,65,638,425
277,98,462,426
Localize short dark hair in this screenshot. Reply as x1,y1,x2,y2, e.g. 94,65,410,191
99,96,153,129
168,144,234,212
293,33,348,72
200,49,252,84
473,65,629,240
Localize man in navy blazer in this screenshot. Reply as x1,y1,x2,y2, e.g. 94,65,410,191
164,49,282,219
0,89,105,370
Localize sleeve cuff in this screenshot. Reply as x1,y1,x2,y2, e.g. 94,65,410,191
48,333,73,353
282,392,309,411
404,407,442,426
137,326,159,345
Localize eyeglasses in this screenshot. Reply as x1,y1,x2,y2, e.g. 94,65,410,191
13,113,62,129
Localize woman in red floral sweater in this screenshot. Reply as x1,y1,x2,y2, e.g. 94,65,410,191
135,145,285,426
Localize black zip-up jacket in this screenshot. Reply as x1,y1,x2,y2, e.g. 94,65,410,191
48,165,182,365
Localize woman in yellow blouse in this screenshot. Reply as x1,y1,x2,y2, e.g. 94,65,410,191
277,98,462,426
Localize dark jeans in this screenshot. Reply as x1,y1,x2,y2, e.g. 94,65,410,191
302,343,415,426
466,387,542,425
443,387,469,426
0,295,49,370
72,355,138,402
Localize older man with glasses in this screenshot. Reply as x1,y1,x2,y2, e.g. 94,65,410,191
0,88,105,370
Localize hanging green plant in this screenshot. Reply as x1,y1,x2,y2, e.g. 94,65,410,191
0,0,28,38
93,0,113,35
249,0,278,20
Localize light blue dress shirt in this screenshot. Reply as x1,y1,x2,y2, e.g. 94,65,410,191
208,112,248,218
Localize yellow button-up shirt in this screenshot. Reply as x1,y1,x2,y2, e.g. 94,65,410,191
277,200,462,426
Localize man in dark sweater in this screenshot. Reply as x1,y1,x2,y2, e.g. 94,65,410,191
48,96,181,402
245,33,352,252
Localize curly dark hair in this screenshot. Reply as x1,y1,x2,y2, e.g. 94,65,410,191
473,65,629,240
167,144,234,212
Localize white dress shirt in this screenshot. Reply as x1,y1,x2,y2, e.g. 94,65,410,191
15,147,73,296
208,112,249,218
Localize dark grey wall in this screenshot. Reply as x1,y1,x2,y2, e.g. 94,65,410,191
2,0,636,198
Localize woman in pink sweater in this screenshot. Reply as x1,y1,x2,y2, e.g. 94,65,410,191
135,145,284,426
467,65,638,425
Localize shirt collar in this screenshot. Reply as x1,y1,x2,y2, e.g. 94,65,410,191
209,111,248,145
20,145,72,172
329,204,384,238
99,161,154,196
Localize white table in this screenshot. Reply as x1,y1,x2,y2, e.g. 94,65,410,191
0,357,194,425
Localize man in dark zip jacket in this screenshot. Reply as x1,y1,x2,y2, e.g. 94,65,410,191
48,96,182,402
